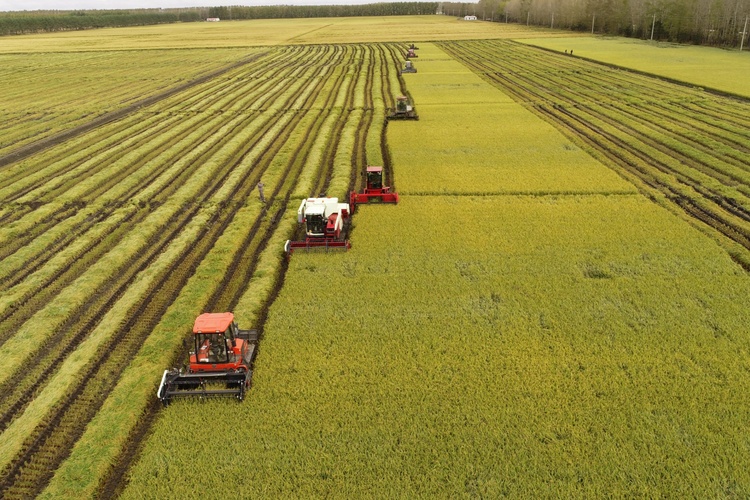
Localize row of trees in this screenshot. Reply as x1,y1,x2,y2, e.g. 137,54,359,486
207,3,439,19
441,0,750,46
0,3,439,37
0,10,200,36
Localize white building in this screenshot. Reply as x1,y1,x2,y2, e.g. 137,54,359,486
206,17,220,22
464,15,477,21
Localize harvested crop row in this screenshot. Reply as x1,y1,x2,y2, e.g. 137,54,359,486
0,48,254,156
439,40,750,269
0,42,389,498
42,42,385,499
0,46,334,434
0,50,313,328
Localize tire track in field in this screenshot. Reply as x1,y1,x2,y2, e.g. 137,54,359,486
0,47,342,498
487,44,750,191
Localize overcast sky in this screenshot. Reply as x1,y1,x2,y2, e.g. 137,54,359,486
0,0,385,11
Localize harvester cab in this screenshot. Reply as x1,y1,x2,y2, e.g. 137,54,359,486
350,166,399,211
284,197,351,255
401,61,417,74
406,48,418,59
386,95,419,120
157,312,258,406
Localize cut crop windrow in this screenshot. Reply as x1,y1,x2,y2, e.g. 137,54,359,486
0,45,353,497
0,47,332,434
0,49,317,305
0,50,270,169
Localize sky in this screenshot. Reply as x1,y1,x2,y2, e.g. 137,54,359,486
0,0,384,11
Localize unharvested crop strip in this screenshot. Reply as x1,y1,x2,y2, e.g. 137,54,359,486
349,45,374,194
373,44,398,189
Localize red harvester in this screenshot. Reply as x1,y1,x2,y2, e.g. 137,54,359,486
157,312,258,405
350,166,399,211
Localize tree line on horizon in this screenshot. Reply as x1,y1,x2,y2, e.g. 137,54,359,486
442,0,749,46
0,3,438,36
0,0,747,47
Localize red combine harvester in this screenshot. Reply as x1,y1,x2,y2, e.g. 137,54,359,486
350,166,399,212
284,197,351,256
157,312,258,405
406,48,418,59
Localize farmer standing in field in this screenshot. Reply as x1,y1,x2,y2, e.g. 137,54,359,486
257,182,266,203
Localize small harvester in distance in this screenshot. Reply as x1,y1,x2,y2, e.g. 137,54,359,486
284,197,351,256
386,95,418,121
401,61,417,74
157,312,258,406
408,43,419,50
350,166,399,211
405,48,418,59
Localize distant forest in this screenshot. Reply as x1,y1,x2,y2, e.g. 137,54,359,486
0,3,438,36
0,0,747,48
444,0,749,47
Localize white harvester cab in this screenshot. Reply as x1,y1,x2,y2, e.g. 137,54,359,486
297,197,350,238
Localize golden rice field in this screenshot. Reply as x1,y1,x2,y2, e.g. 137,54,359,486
0,15,749,499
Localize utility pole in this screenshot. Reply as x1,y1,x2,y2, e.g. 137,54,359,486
591,13,595,34
650,14,656,40
551,13,554,29
527,11,530,26
741,16,749,51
